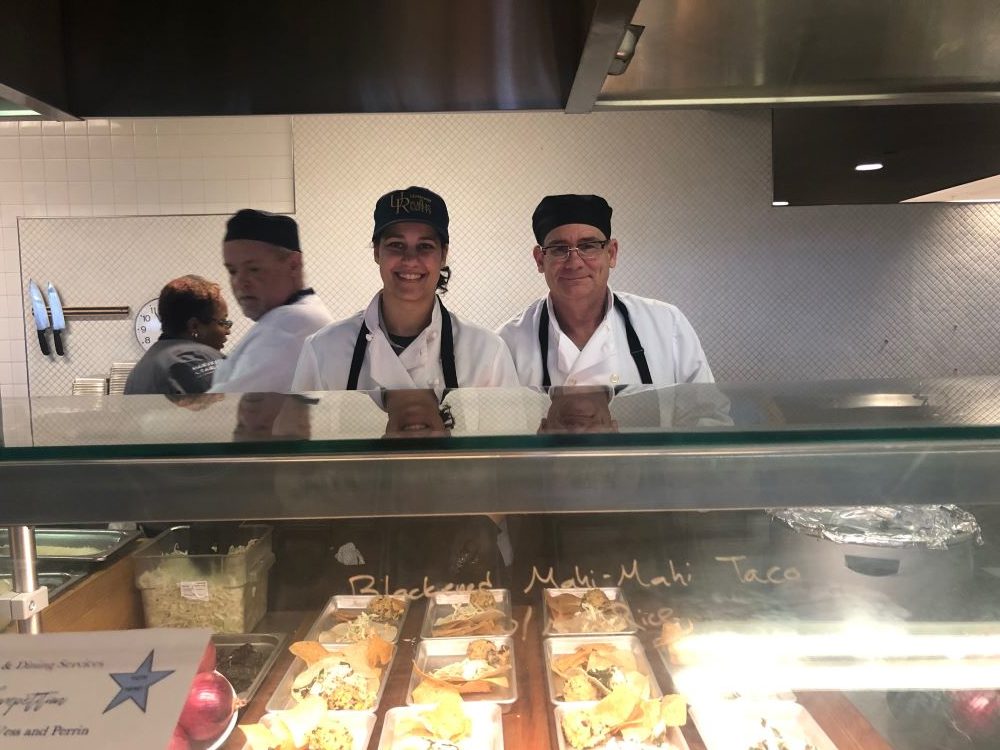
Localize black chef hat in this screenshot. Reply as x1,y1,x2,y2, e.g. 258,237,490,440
373,186,449,245
224,209,301,252
532,194,612,245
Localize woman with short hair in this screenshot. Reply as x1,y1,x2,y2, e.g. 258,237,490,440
124,275,232,395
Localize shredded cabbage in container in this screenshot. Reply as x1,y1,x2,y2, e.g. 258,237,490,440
135,540,267,633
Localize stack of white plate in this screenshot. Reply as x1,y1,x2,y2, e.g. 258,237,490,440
108,362,136,395
71,377,108,395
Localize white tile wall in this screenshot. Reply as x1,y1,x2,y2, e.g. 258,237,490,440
0,116,293,399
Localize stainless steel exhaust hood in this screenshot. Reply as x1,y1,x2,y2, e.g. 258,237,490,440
571,0,1000,112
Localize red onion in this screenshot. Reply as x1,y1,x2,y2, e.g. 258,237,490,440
951,690,1000,737
197,642,217,674
166,723,191,750
177,671,234,741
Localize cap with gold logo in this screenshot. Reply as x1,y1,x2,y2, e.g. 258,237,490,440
373,186,449,245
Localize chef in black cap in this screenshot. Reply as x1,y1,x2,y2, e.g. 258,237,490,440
291,186,516,391
497,194,713,387
210,208,333,393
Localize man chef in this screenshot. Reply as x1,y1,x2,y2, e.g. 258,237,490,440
498,194,714,388
210,209,333,393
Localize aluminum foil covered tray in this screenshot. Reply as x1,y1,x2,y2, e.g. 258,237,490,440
769,504,981,549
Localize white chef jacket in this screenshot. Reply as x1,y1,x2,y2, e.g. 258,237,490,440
209,293,334,393
291,293,518,392
497,289,714,387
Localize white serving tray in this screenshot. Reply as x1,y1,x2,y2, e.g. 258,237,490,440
690,699,837,750
236,710,375,750
553,703,689,750
377,702,503,750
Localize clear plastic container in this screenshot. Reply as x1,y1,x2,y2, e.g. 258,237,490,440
133,525,272,633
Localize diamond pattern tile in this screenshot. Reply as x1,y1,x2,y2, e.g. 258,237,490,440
292,111,1000,384
16,110,1000,401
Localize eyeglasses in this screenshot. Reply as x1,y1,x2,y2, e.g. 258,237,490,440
214,319,234,329
539,239,610,261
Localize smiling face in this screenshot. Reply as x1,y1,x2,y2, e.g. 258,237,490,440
533,223,618,307
374,222,447,307
191,295,231,351
223,240,302,321
383,389,450,438
539,386,618,434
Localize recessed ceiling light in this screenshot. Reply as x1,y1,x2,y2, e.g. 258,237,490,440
855,162,883,172
772,201,789,206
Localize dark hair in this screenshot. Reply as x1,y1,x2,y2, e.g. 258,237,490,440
158,275,222,336
372,231,451,294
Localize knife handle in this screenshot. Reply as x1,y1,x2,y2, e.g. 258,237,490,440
37,330,51,355
53,330,64,356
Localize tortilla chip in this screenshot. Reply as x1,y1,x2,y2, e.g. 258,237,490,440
366,633,393,669
238,723,291,750
289,640,332,667
455,676,509,693
412,672,457,699
657,619,694,646
431,609,506,637
661,694,687,727
275,694,327,747
418,691,471,741
593,685,641,728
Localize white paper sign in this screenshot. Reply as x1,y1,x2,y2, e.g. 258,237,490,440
0,628,211,749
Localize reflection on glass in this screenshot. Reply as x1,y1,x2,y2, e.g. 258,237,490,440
233,393,314,441
539,386,618,434
380,389,454,438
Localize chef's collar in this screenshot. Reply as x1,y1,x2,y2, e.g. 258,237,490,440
281,287,315,307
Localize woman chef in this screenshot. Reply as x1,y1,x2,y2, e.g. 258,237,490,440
291,186,517,391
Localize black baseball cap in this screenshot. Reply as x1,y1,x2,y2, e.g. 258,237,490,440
372,186,449,245
224,209,301,252
532,194,612,245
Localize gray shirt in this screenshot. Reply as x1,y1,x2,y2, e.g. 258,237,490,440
124,337,223,395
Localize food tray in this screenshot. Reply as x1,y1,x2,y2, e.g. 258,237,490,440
689,700,836,750
264,641,396,713
544,635,661,705
237,711,375,750
0,528,140,570
406,635,517,713
305,594,410,645
419,588,514,639
541,587,638,637
212,632,288,704
553,704,689,750
377,702,503,750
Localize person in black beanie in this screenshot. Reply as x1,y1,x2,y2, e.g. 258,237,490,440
497,194,714,388
210,209,333,393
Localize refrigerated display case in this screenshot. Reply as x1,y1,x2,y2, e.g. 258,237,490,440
2,378,1000,750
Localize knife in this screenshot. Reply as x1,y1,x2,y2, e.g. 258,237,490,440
46,282,66,356
27,279,51,355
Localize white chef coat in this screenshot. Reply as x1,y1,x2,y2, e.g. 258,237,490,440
497,289,714,387
291,293,518,392
209,293,334,393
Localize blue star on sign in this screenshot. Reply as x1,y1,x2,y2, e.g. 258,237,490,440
103,650,175,714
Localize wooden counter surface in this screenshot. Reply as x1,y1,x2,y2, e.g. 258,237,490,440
223,605,894,750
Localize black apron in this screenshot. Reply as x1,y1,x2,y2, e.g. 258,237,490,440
538,294,652,387
347,296,458,390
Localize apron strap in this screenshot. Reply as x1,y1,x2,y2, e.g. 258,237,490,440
537,295,652,387
346,320,369,391
612,294,652,385
538,303,552,388
346,297,458,390
437,297,458,390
